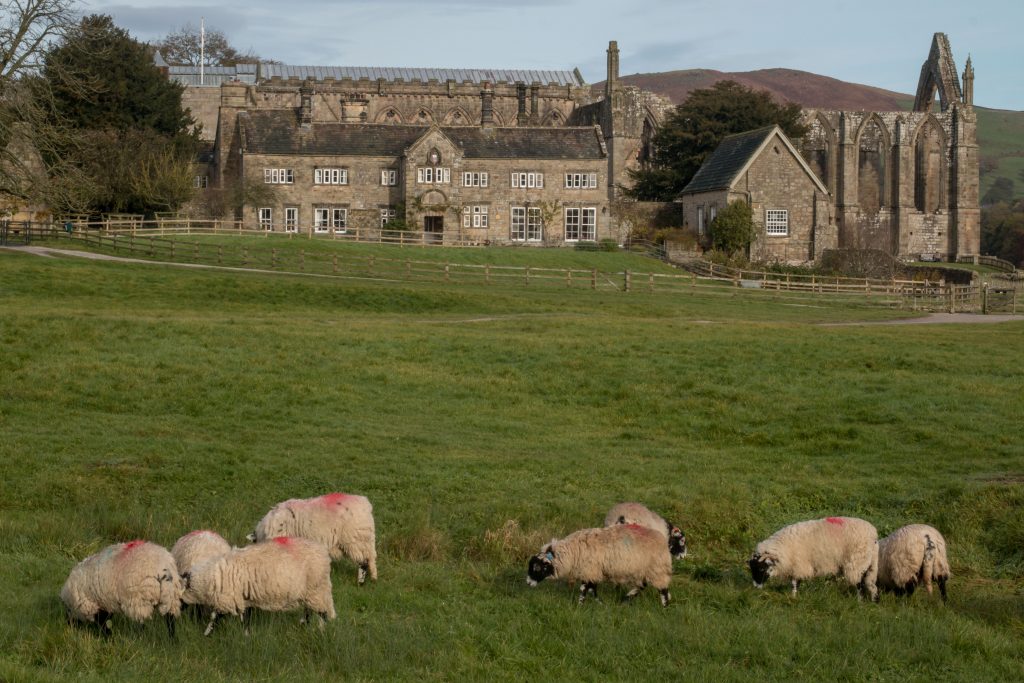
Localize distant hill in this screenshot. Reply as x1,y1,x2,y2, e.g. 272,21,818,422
602,68,1024,202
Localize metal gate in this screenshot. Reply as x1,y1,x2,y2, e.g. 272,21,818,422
0,220,31,246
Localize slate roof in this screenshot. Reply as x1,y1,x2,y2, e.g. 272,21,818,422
680,126,777,195
239,111,605,160
259,65,582,87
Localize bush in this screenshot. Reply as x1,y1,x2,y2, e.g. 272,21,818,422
599,238,618,252
710,200,756,256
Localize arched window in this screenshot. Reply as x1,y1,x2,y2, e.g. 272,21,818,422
915,120,944,212
801,114,834,192
857,119,887,214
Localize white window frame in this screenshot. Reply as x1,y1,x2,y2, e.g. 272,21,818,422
462,171,489,188
314,168,348,185
564,172,598,189
765,209,789,236
332,208,347,233
284,207,298,233
710,205,717,226
381,169,397,186
462,205,489,228
380,208,397,228
263,168,293,184
417,167,450,184
564,207,596,242
258,207,273,231
697,205,705,235
527,207,542,241
314,207,331,233
512,172,543,189
193,175,208,189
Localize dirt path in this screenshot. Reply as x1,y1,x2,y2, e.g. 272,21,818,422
4,245,1020,325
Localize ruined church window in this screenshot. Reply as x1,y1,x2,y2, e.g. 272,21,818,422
857,120,886,214
765,209,788,236
462,205,489,229
512,172,543,189
510,207,542,242
314,168,348,185
915,122,943,212
264,168,294,184
462,172,489,187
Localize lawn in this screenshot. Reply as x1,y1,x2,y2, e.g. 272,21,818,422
1,249,1022,681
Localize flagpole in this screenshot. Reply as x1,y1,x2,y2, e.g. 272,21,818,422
200,17,205,85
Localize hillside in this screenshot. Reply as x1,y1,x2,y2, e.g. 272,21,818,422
605,68,1024,202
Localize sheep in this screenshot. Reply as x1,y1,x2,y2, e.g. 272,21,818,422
604,502,688,560
748,516,879,601
248,492,377,585
60,540,183,637
877,524,950,601
171,530,232,614
526,524,673,607
182,536,336,636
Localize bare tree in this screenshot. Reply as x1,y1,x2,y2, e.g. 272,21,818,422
156,23,260,67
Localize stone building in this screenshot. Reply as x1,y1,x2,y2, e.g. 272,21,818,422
179,41,673,244
678,126,832,262
798,33,978,260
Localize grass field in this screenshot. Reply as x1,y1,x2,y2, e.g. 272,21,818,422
1,247,1022,681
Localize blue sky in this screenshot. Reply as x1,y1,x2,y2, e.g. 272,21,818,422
86,0,1023,110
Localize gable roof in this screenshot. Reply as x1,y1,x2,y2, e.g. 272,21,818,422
679,125,828,196
259,65,582,87
239,111,605,160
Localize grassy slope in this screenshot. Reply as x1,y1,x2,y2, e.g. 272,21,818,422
1,251,1022,681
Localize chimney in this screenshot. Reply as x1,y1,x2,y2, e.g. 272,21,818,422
480,81,494,127
530,83,540,124
300,79,314,127
606,40,619,97
516,83,527,125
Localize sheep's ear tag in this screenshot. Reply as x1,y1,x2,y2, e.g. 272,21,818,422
545,551,554,562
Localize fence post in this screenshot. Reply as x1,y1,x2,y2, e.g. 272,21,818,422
243,247,248,266
406,259,411,279
193,243,198,262
485,263,490,284
525,266,530,286
591,268,597,290
333,254,338,274
981,283,988,314
368,255,374,276
112,233,118,252
624,269,631,292
218,245,223,266
445,263,450,282
170,239,175,260
272,248,277,269
566,269,572,288
648,272,654,292
300,249,305,272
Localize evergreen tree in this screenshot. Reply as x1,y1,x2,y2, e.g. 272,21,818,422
627,81,807,201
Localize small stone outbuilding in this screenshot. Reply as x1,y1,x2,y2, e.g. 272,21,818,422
678,125,835,263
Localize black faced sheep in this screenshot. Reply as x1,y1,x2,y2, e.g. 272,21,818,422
604,502,687,560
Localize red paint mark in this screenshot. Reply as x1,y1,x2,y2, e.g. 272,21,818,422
186,529,213,537
826,517,845,526
272,536,292,546
321,493,350,506
123,540,146,550
625,524,646,531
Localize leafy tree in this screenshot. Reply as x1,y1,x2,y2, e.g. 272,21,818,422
627,81,808,201
709,199,756,256
156,23,262,67
981,200,1024,266
44,14,193,136
981,176,1015,206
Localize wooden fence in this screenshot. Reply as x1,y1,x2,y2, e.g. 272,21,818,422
12,224,1021,314
956,254,1017,272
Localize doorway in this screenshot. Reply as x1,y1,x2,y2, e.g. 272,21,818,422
424,215,443,244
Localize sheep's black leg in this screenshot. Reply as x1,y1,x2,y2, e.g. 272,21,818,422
358,563,369,585
203,611,219,637
586,583,598,602
577,583,588,605
95,610,112,637
302,608,311,626
904,581,916,597
659,589,671,607
938,577,948,602
790,580,800,596
165,614,176,639
241,608,252,636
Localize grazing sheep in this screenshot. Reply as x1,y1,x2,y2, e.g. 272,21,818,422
877,524,950,601
183,536,336,636
60,540,183,637
526,524,673,607
748,516,879,601
171,530,231,609
248,492,377,585
604,502,688,560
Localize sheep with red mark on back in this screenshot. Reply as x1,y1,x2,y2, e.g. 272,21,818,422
526,524,673,607
604,502,687,560
183,536,336,636
248,492,377,585
749,516,879,601
60,540,183,637
171,530,231,605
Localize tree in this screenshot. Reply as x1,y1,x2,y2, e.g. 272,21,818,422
627,81,808,201
709,200,756,257
981,200,1024,266
157,24,260,67
44,15,193,135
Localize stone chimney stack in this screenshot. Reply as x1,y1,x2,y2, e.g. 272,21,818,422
962,55,974,106
530,83,540,124
300,79,314,127
480,81,494,127
516,83,527,125
606,40,619,98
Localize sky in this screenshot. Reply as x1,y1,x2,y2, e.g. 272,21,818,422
84,0,1023,110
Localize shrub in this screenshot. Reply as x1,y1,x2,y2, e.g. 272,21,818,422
710,200,756,256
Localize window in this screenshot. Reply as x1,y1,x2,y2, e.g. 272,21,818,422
380,208,397,227
381,169,397,186
511,207,542,242
284,207,298,233
193,175,208,189
314,207,347,233
416,167,450,184
512,172,544,189
564,172,597,189
258,207,273,231
709,205,717,226
564,207,596,242
462,205,489,228
697,205,705,235
263,168,293,184
462,172,489,187
314,168,348,185
765,209,789,236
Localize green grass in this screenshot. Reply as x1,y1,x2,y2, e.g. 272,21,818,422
1,249,1022,681
978,107,1024,203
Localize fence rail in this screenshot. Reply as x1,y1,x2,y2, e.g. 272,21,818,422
956,254,1017,272
9,223,1020,314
